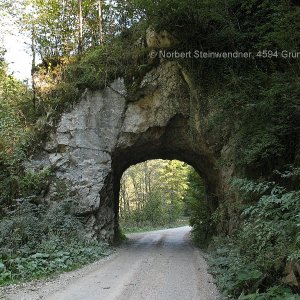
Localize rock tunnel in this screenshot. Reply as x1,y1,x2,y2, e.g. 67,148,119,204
28,61,228,241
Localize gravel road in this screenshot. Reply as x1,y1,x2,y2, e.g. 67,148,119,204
1,226,220,300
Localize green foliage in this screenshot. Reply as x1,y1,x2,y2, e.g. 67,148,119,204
119,160,190,229
208,239,264,297
241,286,300,300
0,240,109,285
183,169,213,247
0,59,49,212
132,0,300,173
0,167,52,211
0,60,33,151
208,238,299,299
208,70,300,172
5,0,120,60
239,190,300,273
0,198,110,285
209,167,300,298
135,190,183,226
72,27,150,89
141,191,165,224
133,0,300,53
68,38,133,91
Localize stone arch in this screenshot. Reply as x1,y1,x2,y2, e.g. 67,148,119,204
29,61,225,241
111,114,220,228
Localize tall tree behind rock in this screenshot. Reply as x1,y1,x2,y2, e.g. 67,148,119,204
97,0,104,44
119,160,191,226
78,0,83,53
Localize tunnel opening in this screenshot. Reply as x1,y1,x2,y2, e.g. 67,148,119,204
119,159,197,232
108,113,222,242
111,153,218,245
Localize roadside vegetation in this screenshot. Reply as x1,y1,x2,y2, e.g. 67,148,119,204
0,51,107,286
207,172,300,299
0,199,110,285
0,0,299,298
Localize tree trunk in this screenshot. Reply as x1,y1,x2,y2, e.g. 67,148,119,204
31,26,36,112
98,0,104,45
78,0,83,53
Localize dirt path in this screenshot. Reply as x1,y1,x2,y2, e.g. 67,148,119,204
0,226,220,300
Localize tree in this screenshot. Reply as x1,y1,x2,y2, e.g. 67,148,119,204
183,169,212,246
78,0,83,53
97,0,104,44
119,160,191,227
2,0,105,61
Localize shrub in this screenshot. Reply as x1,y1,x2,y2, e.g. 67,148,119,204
208,167,300,298
0,198,110,285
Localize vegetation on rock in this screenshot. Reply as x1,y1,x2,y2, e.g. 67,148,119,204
0,0,299,298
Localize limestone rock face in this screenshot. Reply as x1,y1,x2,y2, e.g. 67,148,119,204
282,261,300,288
28,61,231,241
34,80,126,241
146,27,178,48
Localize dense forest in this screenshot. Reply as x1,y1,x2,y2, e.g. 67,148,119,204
119,160,207,232
119,160,190,230
0,0,300,299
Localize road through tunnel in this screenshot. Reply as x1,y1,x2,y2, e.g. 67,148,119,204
114,157,213,239
111,119,221,239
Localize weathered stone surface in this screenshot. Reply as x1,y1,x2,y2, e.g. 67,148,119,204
146,26,179,48
282,261,300,288
27,60,231,242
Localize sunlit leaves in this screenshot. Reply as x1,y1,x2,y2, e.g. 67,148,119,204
119,160,191,228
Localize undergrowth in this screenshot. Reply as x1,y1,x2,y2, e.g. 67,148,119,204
121,217,189,234
208,238,300,300
204,166,300,299
0,198,111,286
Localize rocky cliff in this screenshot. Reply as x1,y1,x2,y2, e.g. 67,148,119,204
26,57,234,242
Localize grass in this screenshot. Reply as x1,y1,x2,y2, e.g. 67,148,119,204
121,217,190,234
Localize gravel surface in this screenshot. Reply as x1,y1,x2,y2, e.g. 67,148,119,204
0,226,221,300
